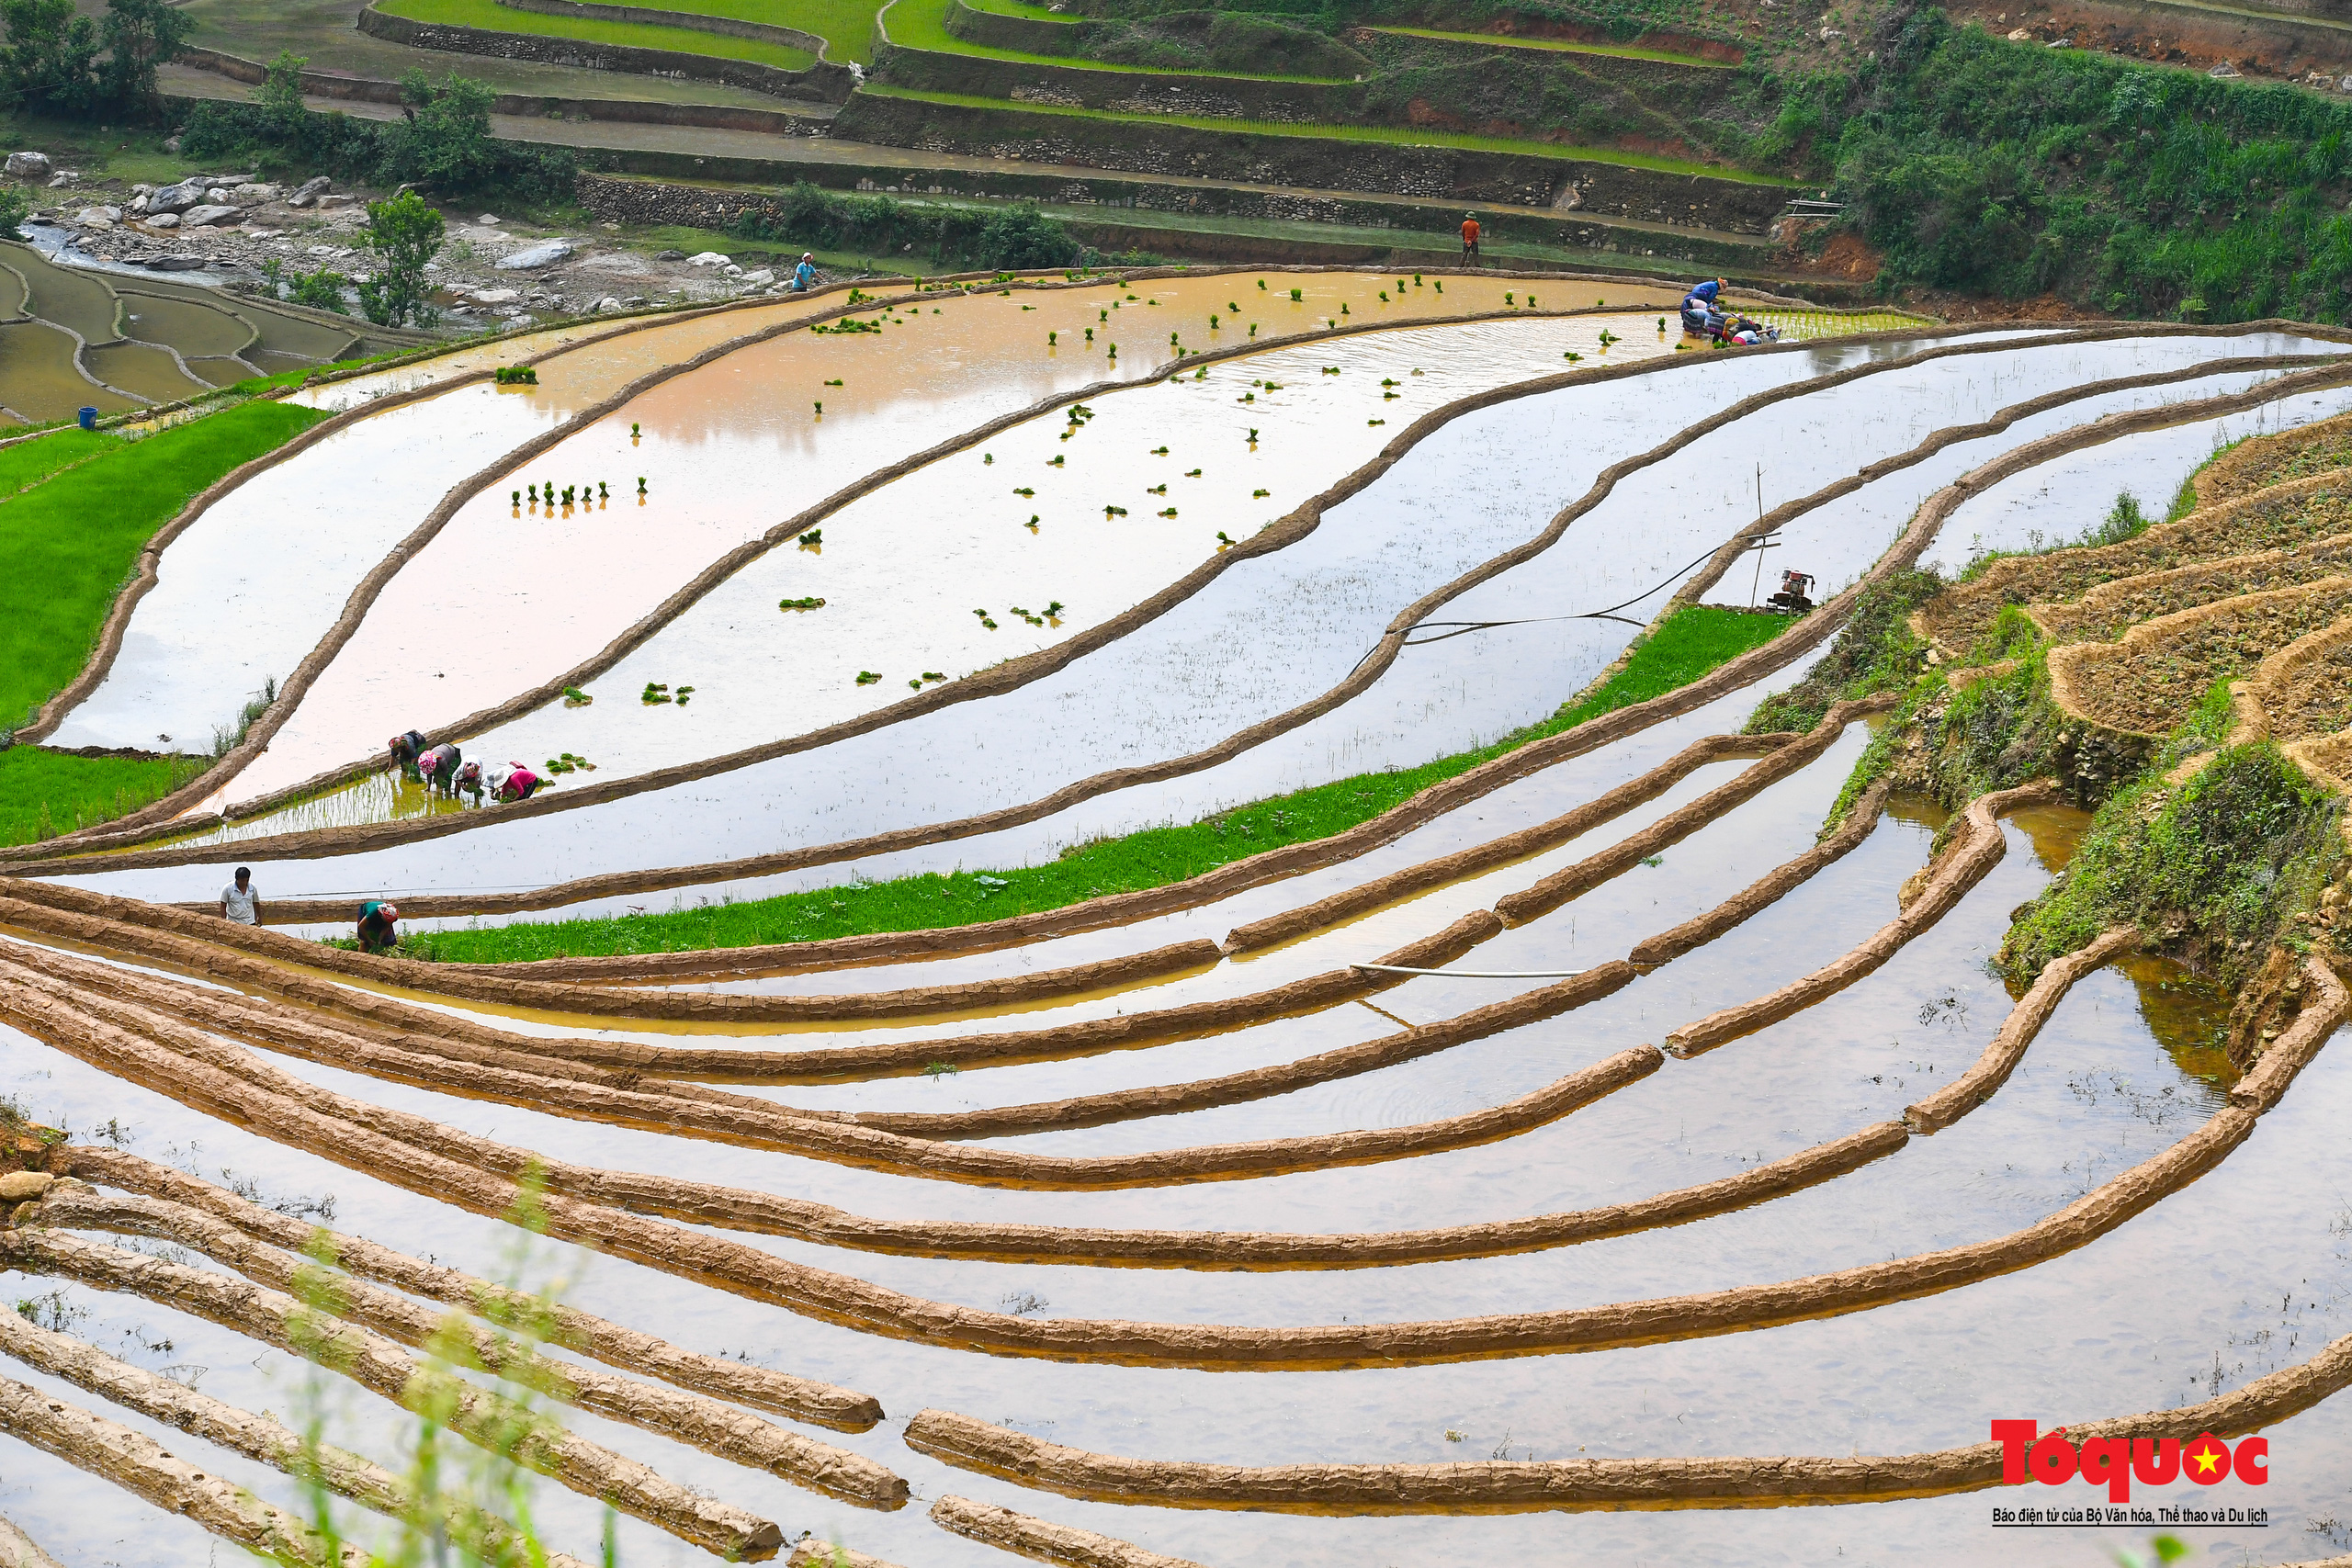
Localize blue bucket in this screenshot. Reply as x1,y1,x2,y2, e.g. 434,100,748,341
76,407,97,431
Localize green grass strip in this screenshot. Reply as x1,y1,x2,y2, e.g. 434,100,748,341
0,428,115,501
957,0,1069,20
662,0,883,62
376,0,818,69
0,748,203,848
410,606,1794,963
0,400,331,732
884,0,1353,83
1367,26,1733,69
855,86,1800,182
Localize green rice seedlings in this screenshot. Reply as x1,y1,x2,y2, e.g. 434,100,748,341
798,528,823,547
1396,278,1407,292
909,677,923,690
1193,366,1207,378
1248,323,1257,336
1321,366,1340,375
1563,350,1582,362
1288,288,1302,301
1381,377,1397,387
1216,530,1234,546
637,477,647,495
1099,310,1108,321
1657,317,1668,332
1326,318,1337,328
1048,331,1057,344
1528,294,1537,308
511,490,521,507
630,422,640,437
1238,391,1254,403
779,595,826,611
1102,503,1128,517
675,685,695,705
823,378,842,386
1209,315,1219,328
1158,506,1178,518
1257,278,1267,289
641,682,672,705
492,366,537,385
854,671,882,685
527,482,538,502
1433,279,1442,293
1247,428,1258,441
922,670,946,682
985,453,994,463
1595,296,1605,306
1149,446,1168,456
1340,303,1350,316
1025,514,1039,532
814,400,823,414
1378,290,1388,302
561,686,593,705
597,481,608,500
1043,601,1063,618
1147,482,1167,495
1251,488,1270,498
1107,344,1116,357
1010,604,1043,626
1013,486,1035,497
1368,418,1385,426
1047,455,1064,467
1169,332,1178,344
561,486,575,505
1414,273,1422,285
1184,468,1202,478
973,607,1000,629
1504,292,1515,306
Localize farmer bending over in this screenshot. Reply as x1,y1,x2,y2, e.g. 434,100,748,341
356,899,400,953
386,729,429,779
450,759,485,805
493,762,546,803
416,741,462,795
219,866,261,926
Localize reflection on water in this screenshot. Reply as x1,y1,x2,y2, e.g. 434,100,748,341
2119,952,2238,1089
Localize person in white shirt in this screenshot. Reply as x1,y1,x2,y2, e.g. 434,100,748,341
219,866,261,926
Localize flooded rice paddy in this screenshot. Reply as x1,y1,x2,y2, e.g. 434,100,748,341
6,274,2347,1568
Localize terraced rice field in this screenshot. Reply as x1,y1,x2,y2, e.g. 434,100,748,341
4,268,2352,1568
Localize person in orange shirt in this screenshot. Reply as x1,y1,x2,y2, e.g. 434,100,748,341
1460,213,1481,265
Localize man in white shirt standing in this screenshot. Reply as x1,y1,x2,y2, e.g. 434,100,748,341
219,866,261,926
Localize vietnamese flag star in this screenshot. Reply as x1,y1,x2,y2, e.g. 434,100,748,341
2184,1433,2229,1481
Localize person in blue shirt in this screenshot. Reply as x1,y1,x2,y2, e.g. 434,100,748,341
793,254,818,292
1679,277,1729,335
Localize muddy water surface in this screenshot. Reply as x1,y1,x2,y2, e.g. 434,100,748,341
219,275,1679,806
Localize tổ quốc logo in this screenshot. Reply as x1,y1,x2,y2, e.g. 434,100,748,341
1990,1422,2268,1527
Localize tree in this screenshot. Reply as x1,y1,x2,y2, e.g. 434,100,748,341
354,190,443,329
0,186,27,241
381,70,500,192
97,0,188,118
257,49,309,141
0,0,102,117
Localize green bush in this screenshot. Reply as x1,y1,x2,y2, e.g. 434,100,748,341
180,62,575,201
731,183,1116,271
2002,742,2342,983
1835,9,2352,321
0,0,187,119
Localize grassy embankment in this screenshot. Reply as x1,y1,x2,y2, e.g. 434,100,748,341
408,605,1792,962
668,0,894,62
883,0,1356,83
374,0,818,69
854,85,1804,181
0,403,333,846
